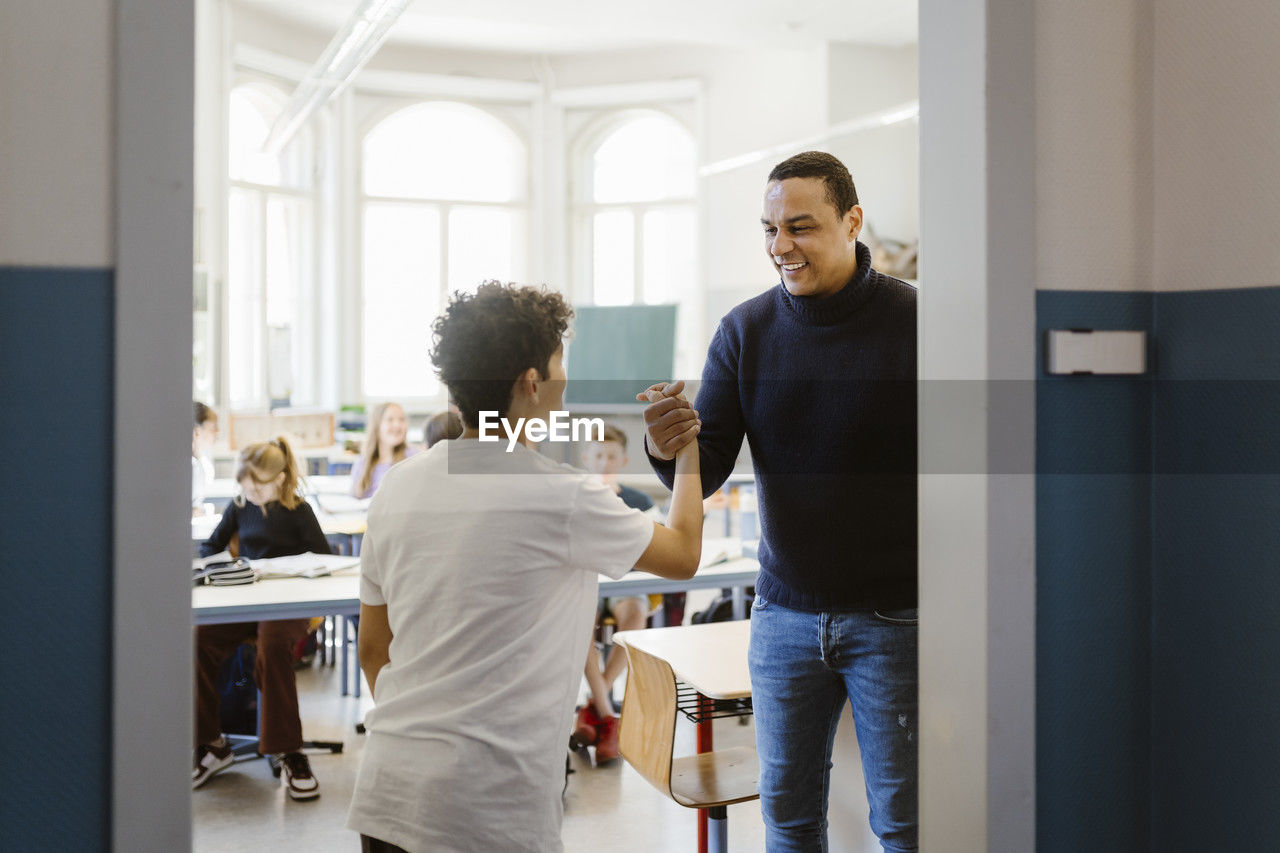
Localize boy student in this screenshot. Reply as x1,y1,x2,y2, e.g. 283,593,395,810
573,423,660,762
347,282,705,853
641,152,919,851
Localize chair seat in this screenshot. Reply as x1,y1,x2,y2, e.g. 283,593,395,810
669,746,759,809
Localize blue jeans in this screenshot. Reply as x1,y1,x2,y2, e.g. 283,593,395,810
748,596,918,852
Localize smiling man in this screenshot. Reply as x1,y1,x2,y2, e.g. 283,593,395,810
641,151,918,852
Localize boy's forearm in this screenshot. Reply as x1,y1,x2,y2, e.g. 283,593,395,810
667,442,704,563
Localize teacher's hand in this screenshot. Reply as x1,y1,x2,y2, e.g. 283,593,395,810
636,380,700,461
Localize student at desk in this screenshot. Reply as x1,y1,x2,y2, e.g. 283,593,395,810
574,422,660,763
191,401,217,517
192,436,331,801
349,402,418,499
421,409,463,450
347,282,705,853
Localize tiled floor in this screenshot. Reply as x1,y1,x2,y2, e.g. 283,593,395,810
193,603,882,852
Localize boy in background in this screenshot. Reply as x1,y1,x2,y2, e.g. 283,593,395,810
574,424,660,762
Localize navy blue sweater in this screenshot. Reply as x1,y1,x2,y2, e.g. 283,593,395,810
199,499,332,560
650,242,917,611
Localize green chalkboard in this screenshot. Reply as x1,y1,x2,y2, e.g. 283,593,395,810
565,304,678,404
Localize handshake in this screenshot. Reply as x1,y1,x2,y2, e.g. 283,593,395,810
636,380,702,461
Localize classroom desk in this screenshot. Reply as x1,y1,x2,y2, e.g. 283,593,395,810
191,558,759,627
192,556,758,696
614,620,754,853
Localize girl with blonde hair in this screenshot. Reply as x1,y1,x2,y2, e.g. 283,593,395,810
349,402,419,499
193,436,331,800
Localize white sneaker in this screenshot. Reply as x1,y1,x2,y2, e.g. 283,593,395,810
278,752,320,800
192,741,233,789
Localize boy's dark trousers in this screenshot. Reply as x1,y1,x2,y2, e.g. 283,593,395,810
195,619,311,753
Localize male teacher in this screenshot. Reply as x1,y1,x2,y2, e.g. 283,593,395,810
640,151,917,852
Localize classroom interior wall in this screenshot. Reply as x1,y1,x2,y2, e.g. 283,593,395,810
0,1,117,849
1034,0,1280,849
1147,2,1280,849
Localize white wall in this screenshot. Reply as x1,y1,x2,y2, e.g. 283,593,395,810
1034,0,1280,296
919,0,1037,849
1035,0,1153,293
827,42,920,243
1153,0,1280,292
0,0,114,267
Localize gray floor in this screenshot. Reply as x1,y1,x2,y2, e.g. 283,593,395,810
193,597,881,852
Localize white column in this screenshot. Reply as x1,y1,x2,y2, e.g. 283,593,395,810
114,0,196,849
918,0,1037,851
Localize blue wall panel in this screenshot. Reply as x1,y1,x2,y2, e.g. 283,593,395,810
1150,287,1280,852
0,266,112,851
1036,290,1154,853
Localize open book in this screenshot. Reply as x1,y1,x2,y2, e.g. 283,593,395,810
251,552,360,579
192,550,359,580
698,537,744,569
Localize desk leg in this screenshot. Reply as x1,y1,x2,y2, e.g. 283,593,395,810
340,616,349,697
352,618,361,698
697,693,714,853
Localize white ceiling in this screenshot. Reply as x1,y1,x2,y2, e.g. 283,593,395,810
235,0,918,55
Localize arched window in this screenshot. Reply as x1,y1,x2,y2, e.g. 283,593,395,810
360,102,527,399
224,84,316,409
579,112,697,307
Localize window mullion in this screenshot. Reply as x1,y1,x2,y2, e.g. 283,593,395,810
258,190,269,407
438,202,450,302
632,204,645,304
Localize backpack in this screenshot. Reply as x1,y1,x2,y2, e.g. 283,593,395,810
691,587,755,624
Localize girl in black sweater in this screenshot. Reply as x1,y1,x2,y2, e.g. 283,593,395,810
193,436,330,800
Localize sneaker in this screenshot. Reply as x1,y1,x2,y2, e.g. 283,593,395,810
279,751,320,800
594,715,620,764
192,741,233,789
571,705,599,749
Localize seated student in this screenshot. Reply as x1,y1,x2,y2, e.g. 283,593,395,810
347,282,704,853
192,401,218,517
349,402,418,499
192,436,331,801
574,423,661,762
421,409,463,450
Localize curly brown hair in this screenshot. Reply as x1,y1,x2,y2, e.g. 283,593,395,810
430,282,574,428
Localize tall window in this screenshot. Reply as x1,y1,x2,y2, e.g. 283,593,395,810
361,102,527,399
579,112,697,307
225,84,315,409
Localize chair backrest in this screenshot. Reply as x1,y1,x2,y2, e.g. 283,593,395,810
618,641,679,798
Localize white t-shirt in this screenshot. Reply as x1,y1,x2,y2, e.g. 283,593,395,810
346,439,654,853
191,454,214,509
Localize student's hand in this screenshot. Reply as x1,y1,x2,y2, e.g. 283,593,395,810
637,381,700,461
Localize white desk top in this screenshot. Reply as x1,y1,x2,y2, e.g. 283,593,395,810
192,570,364,624
192,552,758,626
614,620,752,701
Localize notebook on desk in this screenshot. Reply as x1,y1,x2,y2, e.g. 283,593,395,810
192,550,359,582
251,552,360,579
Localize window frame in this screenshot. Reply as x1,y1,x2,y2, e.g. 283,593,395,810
569,106,702,375
220,80,321,411
355,98,532,407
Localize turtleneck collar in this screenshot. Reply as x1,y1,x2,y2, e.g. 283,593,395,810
777,240,876,325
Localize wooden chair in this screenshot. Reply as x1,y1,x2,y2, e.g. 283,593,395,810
617,642,758,853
